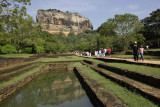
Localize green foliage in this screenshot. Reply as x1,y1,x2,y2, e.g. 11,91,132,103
141,9,160,47
98,13,144,51
22,47,32,53
35,46,45,54
0,44,17,54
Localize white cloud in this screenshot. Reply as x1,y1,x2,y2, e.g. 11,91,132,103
127,5,139,10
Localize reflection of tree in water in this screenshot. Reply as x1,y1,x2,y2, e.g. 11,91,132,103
0,70,86,107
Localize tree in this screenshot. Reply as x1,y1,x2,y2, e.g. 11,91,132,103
98,13,143,51
0,0,31,33
141,8,160,47
114,14,143,51
12,16,41,53
98,18,117,37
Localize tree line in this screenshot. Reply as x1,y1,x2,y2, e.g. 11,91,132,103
0,0,159,54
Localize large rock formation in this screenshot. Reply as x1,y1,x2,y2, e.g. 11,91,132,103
36,9,93,36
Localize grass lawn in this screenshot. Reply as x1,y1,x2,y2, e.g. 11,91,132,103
85,58,160,77
112,55,160,60
0,64,44,90
36,56,84,62
70,62,158,107
0,54,34,58
148,48,160,51
106,62,160,77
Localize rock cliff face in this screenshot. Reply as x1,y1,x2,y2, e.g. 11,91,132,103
36,9,93,36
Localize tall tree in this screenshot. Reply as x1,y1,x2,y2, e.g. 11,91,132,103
114,14,143,51
0,0,31,32
98,13,143,51
141,9,160,47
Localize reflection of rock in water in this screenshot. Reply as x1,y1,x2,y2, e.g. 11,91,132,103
0,71,88,107
39,76,86,105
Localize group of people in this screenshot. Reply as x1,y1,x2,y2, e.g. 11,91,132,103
95,48,111,57
132,41,148,62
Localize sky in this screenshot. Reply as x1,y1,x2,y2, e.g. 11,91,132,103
26,0,160,30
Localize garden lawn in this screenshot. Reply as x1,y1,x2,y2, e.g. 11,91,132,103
70,62,158,107
85,58,160,77
148,48,160,51
106,62,160,77
112,55,160,60
0,54,34,58
36,56,85,62
0,64,44,90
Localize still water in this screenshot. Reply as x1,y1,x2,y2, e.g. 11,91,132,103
0,70,93,107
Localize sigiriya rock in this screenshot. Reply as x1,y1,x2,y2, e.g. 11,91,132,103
36,9,93,36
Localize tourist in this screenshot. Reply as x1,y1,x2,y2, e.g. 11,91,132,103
107,48,111,57
99,49,102,57
101,48,105,57
104,48,107,56
139,45,147,61
132,41,138,62
146,45,149,50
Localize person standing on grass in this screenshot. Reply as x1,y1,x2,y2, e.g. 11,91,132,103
133,41,138,62
139,45,147,61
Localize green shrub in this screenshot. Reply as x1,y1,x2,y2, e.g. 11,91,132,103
35,46,45,54
0,44,17,54
22,47,32,53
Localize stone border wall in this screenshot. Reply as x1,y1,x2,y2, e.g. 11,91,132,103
73,67,126,107
0,65,38,82
83,60,95,65
96,58,160,68
0,62,38,74
0,63,69,102
98,63,160,89
0,65,49,102
81,61,160,106
0,58,36,68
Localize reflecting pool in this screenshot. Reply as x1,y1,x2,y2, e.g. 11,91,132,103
0,70,93,107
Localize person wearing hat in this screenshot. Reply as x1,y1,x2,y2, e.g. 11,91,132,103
133,41,138,61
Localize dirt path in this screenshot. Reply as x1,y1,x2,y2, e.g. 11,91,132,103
83,55,160,65
105,57,160,65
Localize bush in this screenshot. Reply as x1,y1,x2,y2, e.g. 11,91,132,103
35,46,45,54
22,47,32,53
0,44,18,54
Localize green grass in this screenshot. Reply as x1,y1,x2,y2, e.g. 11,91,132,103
148,48,160,51
0,54,34,58
71,62,158,107
0,64,44,90
106,62,160,77
84,58,160,77
112,55,160,60
36,56,84,62
0,63,38,76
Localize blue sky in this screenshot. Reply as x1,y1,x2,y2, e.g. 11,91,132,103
26,0,160,30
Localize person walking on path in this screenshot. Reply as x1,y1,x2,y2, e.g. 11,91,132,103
139,45,147,61
133,41,138,62
107,48,111,57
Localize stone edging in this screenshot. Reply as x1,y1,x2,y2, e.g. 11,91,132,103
98,63,160,89
0,65,50,102
73,67,126,107
96,58,160,68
